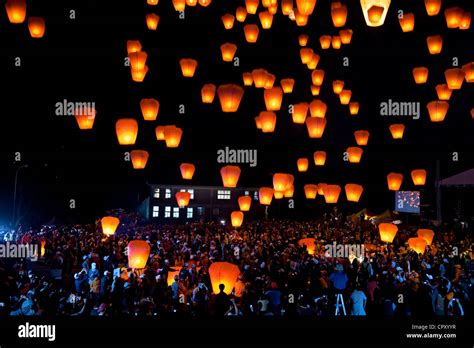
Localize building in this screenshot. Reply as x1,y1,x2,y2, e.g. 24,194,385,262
142,185,265,222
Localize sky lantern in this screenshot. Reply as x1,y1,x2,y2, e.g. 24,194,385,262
231,211,244,227
147,0,158,4
298,34,309,46
345,184,363,202
331,36,342,49
313,151,326,166
320,35,331,49
379,223,398,243
130,150,149,169
281,79,295,93
220,43,238,62
296,0,317,15
5,0,26,24
311,70,325,86
399,13,414,32
180,163,195,180
221,14,235,29
331,2,348,27
339,89,352,104
427,35,442,54
116,119,138,145
339,29,353,44
294,11,309,26
127,40,142,54
186,0,197,5
129,51,148,71
349,102,360,115
264,74,276,89
264,87,283,111
236,7,248,21
333,80,344,94
347,147,363,163
273,173,292,192
304,184,318,199
74,107,96,130
101,216,120,236
389,124,405,139
167,267,182,286
300,48,314,64
259,111,277,132
435,84,452,100
176,191,191,208
306,118,327,138
28,17,45,38
155,126,166,141
462,62,474,82
284,185,294,198
444,68,464,89
417,229,435,246
354,130,369,146
163,126,183,148
424,0,441,16
307,54,320,70
217,84,244,112
387,173,403,190
360,0,391,27
221,165,241,188
292,103,308,124
259,187,274,205
238,196,252,211
201,84,217,103
297,158,309,172
131,66,149,82
209,262,240,295
310,86,321,96
146,13,159,30
172,0,186,11
459,12,471,30
309,100,327,118
444,7,464,28
259,11,274,28
245,0,259,14
128,240,151,269
243,73,254,86
317,183,327,195
255,116,262,129
274,191,284,199
282,0,293,15
298,238,316,255
180,59,198,77
427,101,449,122
244,24,259,43
413,67,429,84
324,185,341,204
411,169,427,185
408,238,427,254
140,98,159,121
199,0,212,6
40,241,46,257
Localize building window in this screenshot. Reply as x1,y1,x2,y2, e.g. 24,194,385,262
153,189,160,198
187,208,193,219
164,206,171,218
152,206,159,217
165,189,171,199
173,207,180,218
254,191,259,200
180,189,194,199
197,207,205,217
217,190,231,200
245,191,249,196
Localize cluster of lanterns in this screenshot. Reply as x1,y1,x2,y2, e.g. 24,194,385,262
6,0,45,38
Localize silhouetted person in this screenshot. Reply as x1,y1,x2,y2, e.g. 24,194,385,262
214,284,230,316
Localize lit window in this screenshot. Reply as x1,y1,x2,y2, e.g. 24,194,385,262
173,207,180,218
187,208,193,218
180,189,194,199
197,207,205,217
245,191,249,196
153,188,160,198
165,189,171,199
152,206,159,217
217,190,231,200
165,206,171,218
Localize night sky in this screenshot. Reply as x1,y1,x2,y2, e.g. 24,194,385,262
1,0,473,225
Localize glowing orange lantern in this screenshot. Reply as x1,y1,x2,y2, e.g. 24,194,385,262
408,238,427,254
331,2,348,27
40,241,46,257
298,34,309,46
292,103,308,124
274,191,284,199
180,163,195,180
199,0,212,6
340,29,353,44
259,111,277,132
313,151,326,166
347,147,363,163
294,11,309,26
387,173,403,190
127,40,142,54
317,183,327,195
304,184,318,199
259,11,273,28
411,169,427,185
220,43,238,62
459,12,471,30
128,240,151,269
75,107,96,130
462,62,474,82
236,7,248,22
147,0,159,4
173,0,186,11
243,73,253,86
300,48,313,64
310,86,321,96
264,87,283,111
354,130,369,146
129,52,148,71
360,0,391,27
101,216,120,236
140,98,159,121
307,54,320,70
273,173,292,192
333,80,344,94
309,100,327,118
245,0,259,14
349,102,360,115
435,84,452,100
238,196,252,211
284,185,294,198
417,229,434,246
345,184,363,202
281,79,295,93
298,238,316,255
146,13,160,30
389,124,405,139
217,84,244,112
209,262,240,295
331,36,342,49
163,126,183,148
176,191,191,208
282,0,293,15
427,35,443,54
339,89,352,104
180,59,198,77
131,66,149,82
221,166,241,188
130,150,149,169
155,126,166,140
413,67,429,84
231,211,244,227
324,185,341,204
311,70,325,86
28,17,45,38
424,0,441,16
221,14,235,29
167,267,182,286
297,158,309,172
427,101,449,122
116,119,138,145
244,24,259,43
264,74,276,89
5,0,26,24
259,187,274,205
379,223,398,243
444,7,464,28
201,84,217,104
306,118,327,138
399,13,414,32
320,35,332,49
296,0,317,15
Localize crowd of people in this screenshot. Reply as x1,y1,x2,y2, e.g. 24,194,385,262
0,209,473,317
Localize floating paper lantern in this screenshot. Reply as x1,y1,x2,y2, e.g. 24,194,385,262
130,150,149,169
131,66,149,82
259,11,273,28
389,124,405,139
345,184,363,202
259,187,274,205
259,111,277,132
306,118,327,138
313,151,326,166
311,70,325,86
413,67,429,84
281,79,295,93
281,0,293,15
221,14,235,29
238,196,252,211
180,59,198,77
462,62,474,82
360,0,391,27
274,191,285,200
127,40,142,54
427,101,449,122
186,0,197,5
317,183,327,195
347,147,363,163
307,54,320,70
180,163,196,180
339,89,352,104
435,84,452,100
129,52,148,71
297,158,309,172
387,173,403,190
411,169,427,185
146,13,160,30
116,119,138,145
273,173,292,192
298,34,309,46
264,87,283,111
310,86,321,96
399,13,414,32
298,238,316,255
424,0,441,16
220,43,238,62
155,126,166,140
245,0,259,14
292,103,308,124
163,126,183,148
349,102,360,115
296,0,317,15
340,29,353,44
231,211,244,227
5,0,26,24
427,35,442,54
320,35,331,49
264,74,276,89
459,12,471,30
333,80,344,94
209,262,240,295
300,48,313,64
221,166,241,188
147,0,159,4
167,267,182,286
324,185,341,204
243,73,253,86
128,240,151,269
354,130,369,146
172,0,186,11
75,107,96,130
379,223,398,243
176,191,191,208
236,7,248,21
331,2,348,27
444,7,464,28
201,84,217,103
304,184,318,199
28,17,45,38
217,84,244,112
101,216,120,236
417,229,434,246
408,238,427,254
331,36,342,49
244,24,259,43
199,0,212,6
140,98,159,121
294,11,309,26
284,185,294,198
309,99,327,118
